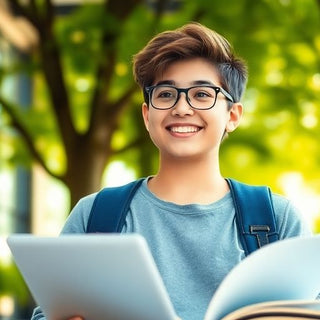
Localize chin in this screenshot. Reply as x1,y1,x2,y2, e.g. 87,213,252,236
164,149,206,160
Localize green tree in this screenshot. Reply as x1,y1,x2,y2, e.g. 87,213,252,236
1,0,158,208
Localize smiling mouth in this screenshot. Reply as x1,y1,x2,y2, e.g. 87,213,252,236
167,126,202,133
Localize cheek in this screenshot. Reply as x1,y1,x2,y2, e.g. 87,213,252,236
206,113,230,139
146,117,160,136
208,112,227,129
144,109,166,130
145,115,167,149
146,126,162,151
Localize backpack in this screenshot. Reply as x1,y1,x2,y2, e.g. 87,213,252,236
86,178,279,256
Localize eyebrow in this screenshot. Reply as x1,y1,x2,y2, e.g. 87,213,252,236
155,80,216,86
155,80,175,86
192,80,215,86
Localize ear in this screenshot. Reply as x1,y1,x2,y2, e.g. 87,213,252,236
226,103,243,133
142,102,149,131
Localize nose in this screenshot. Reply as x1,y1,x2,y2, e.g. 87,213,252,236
171,92,194,116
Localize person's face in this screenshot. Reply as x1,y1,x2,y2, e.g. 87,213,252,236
142,58,242,161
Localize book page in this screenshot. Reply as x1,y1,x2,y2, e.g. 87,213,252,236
204,235,320,320
222,300,320,320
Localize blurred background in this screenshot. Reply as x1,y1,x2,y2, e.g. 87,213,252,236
0,0,319,318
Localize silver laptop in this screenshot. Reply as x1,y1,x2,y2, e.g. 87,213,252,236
7,234,177,320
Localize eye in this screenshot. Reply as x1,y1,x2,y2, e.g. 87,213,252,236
154,87,176,99
192,87,215,100
158,91,173,98
195,91,210,98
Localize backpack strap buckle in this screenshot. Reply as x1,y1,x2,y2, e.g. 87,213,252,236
249,225,271,248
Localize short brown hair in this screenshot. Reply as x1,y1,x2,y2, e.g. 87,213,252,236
133,22,247,104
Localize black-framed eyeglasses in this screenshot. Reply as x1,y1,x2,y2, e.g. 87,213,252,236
145,85,234,110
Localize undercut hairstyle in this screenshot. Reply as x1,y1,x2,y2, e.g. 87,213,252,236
133,22,248,106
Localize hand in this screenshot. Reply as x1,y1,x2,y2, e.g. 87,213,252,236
67,317,83,320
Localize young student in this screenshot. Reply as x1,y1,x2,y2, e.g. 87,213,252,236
31,22,311,320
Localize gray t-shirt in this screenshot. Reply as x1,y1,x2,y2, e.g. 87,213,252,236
31,178,311,320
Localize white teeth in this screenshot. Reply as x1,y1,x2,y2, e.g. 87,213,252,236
170,126,199,133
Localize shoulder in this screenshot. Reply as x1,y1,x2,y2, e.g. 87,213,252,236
61,179,146,234
270,192,312,238
75,192,98,210
60,193,97,234
270,192,293,213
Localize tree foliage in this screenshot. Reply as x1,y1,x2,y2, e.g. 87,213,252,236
0,0,319,210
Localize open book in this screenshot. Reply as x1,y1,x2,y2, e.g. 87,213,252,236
7,234,320,320
204,235,320,320
212,300,320,320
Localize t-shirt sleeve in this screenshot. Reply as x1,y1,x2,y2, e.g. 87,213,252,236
272,193,313,238
60,193,97,234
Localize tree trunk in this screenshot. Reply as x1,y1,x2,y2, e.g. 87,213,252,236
63,130,113,208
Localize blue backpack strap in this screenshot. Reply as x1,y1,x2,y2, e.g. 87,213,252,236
86,179,144,233
226,178,279,255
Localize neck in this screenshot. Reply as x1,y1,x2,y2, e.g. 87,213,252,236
148,154,229,204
